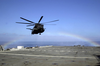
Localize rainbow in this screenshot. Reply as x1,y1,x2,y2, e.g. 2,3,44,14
2,36,25,49
58,32,100,46
2,32,100,49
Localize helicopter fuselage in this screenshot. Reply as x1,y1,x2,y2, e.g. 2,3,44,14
31,24,45,34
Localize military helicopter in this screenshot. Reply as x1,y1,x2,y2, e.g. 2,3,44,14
16,16,59,35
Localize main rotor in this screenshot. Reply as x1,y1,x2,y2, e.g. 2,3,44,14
16,16,59,26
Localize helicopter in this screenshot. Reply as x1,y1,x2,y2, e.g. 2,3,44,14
16,16,59,35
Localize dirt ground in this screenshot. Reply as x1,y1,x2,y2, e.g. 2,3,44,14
0,46,100,66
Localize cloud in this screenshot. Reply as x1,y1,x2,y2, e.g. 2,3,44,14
0,33,24,41
0,32,100,42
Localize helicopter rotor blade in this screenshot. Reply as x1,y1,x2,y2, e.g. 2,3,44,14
20,17,35,23
42,20,59,24
16,22,31,24
38,16,43,23
27,24,35,27
43,24,56,25
26,28,33,30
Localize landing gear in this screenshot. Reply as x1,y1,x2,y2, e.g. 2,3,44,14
39,33,41,35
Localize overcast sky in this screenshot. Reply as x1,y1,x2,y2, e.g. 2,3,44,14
0,0,100,42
